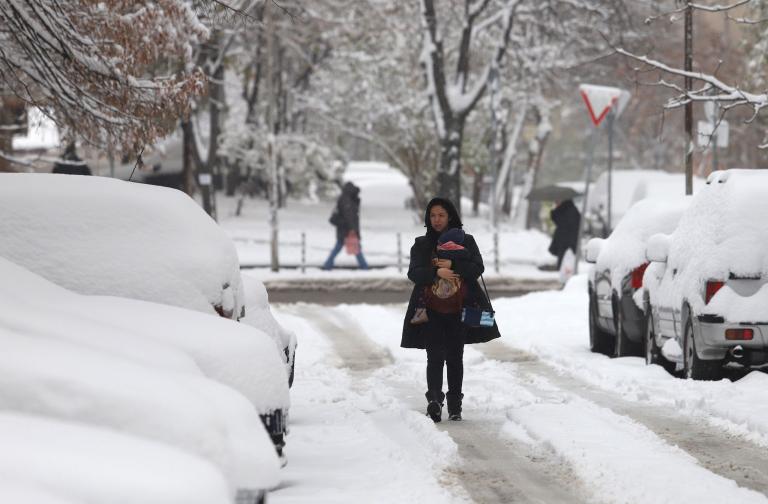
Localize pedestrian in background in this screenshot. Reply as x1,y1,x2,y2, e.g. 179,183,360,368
548,198,581,269
322,181,369,270
401,197,500,422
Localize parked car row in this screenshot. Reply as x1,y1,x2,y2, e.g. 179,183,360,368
587,169,768,381
0,174,297,503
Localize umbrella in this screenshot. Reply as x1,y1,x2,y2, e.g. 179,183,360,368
525,184,580,201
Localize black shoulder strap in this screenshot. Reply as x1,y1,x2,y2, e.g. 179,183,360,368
480,275,493,311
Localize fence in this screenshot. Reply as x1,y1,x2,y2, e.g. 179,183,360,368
235,230,519,273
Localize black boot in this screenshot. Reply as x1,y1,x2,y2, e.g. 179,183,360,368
446,392,463,421
425,390,444,423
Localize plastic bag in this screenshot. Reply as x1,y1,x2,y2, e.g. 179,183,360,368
344,231,360,255
559,248,576,285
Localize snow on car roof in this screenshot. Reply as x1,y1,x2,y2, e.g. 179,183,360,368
0,173,243,316
672,169,768,278
0,413,232,504
596,196,691,288
647,169,768,316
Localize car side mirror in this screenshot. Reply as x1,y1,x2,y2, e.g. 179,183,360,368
646,233,670,263
585,238,604,264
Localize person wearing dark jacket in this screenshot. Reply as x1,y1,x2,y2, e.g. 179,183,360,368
401,197,501,422
548,199,581,268
322,181,369,270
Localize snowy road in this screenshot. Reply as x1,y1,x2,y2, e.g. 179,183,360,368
268,276,768,504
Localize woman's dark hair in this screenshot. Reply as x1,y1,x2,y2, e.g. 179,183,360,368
424,197,462,239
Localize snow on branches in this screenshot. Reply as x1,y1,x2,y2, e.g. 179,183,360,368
0,0,209,152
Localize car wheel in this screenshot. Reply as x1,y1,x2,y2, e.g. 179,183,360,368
613,299,633,358
644,311,675,374
683,316,722,380
589,294,612,354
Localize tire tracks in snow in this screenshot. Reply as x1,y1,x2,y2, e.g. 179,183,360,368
478,340,768,497
287,303,592,504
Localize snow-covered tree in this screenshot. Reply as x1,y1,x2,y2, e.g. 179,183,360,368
0,0,208,164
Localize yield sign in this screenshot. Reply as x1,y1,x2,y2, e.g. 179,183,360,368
579,84,631,127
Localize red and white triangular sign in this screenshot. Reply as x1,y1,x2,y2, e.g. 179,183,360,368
579,84,631,127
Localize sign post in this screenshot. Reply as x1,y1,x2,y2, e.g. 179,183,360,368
574,84,630,274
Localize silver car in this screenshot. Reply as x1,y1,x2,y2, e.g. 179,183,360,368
643,169,768,380
586,197,690,357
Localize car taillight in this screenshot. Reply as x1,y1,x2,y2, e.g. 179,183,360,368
725,328,753,340
705,280,724,304
631,262,649,289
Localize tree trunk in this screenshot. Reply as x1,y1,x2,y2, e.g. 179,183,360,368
181,119,196,197
437,123,463,211
471,165,481,216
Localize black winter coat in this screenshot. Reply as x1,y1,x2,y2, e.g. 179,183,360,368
548,199,580,261
401,233,501,349
332,182,361,241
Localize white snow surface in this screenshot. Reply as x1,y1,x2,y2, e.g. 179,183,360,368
644,169,768,319
240,274,297,370
268,275,768,502
0,258,281,491
0,413,232,504
0,173,245,317
593,196,691,290
0,329,280,491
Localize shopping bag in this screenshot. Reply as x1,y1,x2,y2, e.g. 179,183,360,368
559,248,576,284
344,232,360,255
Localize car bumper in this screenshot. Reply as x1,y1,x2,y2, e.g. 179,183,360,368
260,408,288,456
235,489,266,504
696,317,768,366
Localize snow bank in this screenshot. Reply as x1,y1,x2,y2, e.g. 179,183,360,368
0,173,244,317
0,413,231,504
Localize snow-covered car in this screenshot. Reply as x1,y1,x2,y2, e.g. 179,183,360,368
241,273,298,387
643,169,768,379
0,412,239,504
0,173,245,320
585,170,701,236
586,197,691,357
0,174,293,445
0,257,290,459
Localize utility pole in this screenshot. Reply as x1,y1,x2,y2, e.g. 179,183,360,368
683,1,694,195
489,65,499,229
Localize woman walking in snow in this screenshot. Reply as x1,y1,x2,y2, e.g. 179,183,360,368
401,197,500,422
